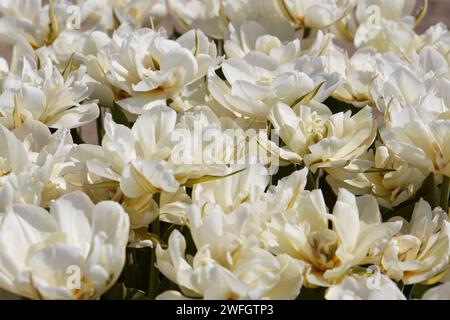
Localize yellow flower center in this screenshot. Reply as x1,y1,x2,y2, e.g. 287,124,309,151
309,229,339,271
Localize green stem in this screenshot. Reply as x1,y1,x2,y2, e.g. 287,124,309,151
148,218,160,299
314,169,321,189
96,108,104,144
440,175,450,214
307,169,321,190
217,39,223,57
131,249,140,288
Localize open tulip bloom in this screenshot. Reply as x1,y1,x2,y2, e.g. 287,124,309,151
0,0,449,302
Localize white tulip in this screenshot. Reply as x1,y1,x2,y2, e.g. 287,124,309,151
82,106,175,227
107,26,218,114
208,51,340,120
0,0,84,48
168,0,292,40
224,20,297,59
325,274,406,300
371,66,425,114
420,23,450,65
264,102,376,172
169,78,234,115
354,18,422,58
274,0,356,29
86,105,178,195
326,145,427,208
0,121,77,210
156,222,303,299
168,105,259,181
381,101,450,177
192,164,270,214
78,0,167,31
0,53,99,129
382,199,450,285
355,0,416,23
168,0,226,39
271,188,402,286
369,48,449,114
326,47,377,106
0,191,130,299
156,208,304,299
49,29,115,107
160,164,270,225
85,105,249,228
0,123,34,210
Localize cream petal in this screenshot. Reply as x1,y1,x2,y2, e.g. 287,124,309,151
27,244,85,300
423,282,450,300
47,102,99,129
0,125,29,172
50,192,94,257
325,274,406,300
333,189,361,253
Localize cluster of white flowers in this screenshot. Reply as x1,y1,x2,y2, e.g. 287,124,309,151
0,0,449,300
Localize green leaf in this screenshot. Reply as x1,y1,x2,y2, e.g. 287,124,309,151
62,53,75,81
364,167,397,173
306,169,321,191
383,173,438,221
134,228,160,247
324,97,362,115
70,128,85,144
100,283,127,300
47,0,60,43
183,168,246,187
111,101,132,128
296,287,326,300
159,276,180,293
417,173,439,208
269,163,299,188
181,225,197,256
100,283,148,300
291,81,325,107
409,284,430,300
387,202,415,221
439,175,449,213
321,173,338,213
127,288,149,300
96,111,104,143
161,223,178,245
414,0,429,29
147,219,160,298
